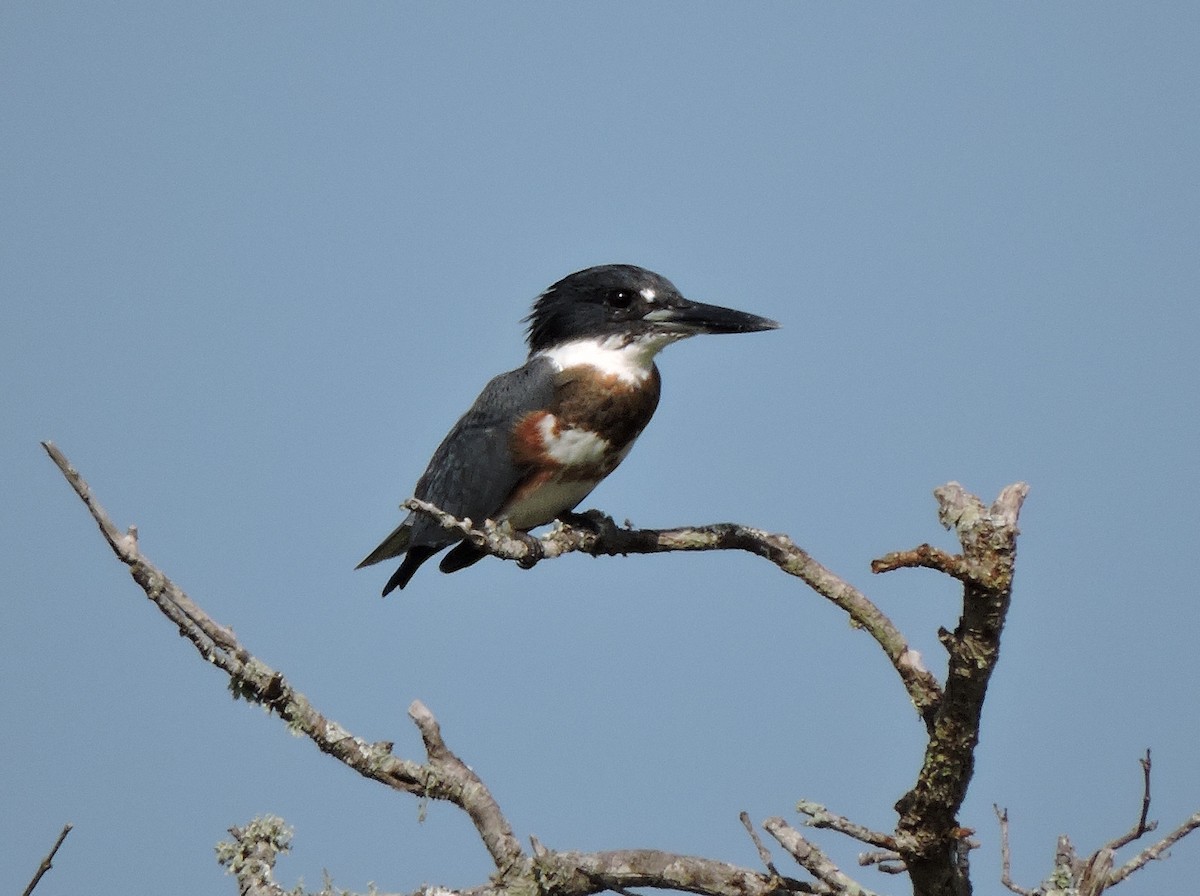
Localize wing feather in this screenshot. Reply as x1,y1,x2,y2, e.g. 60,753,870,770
358,356,559,585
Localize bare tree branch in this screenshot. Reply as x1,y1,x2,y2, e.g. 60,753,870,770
763,817,879,896
59,442,1193,896
889,482,1028,896
43,442,808,896
1080,749,1200,892
22,823,72,896
870,544,971,583
994,753,1200,896
537,848,810,896
992,806,1032,896
406,498,944,728
407,700,522,871
42,442,523,873
857,850,906,874
1105,750,1156,851
740,811,783,879
1106,811,1200,888
1077,847,1115,896
795,800,895,851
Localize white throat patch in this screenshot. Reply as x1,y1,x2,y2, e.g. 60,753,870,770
538,333,678,384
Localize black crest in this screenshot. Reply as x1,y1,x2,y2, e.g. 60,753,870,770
524,264,683,353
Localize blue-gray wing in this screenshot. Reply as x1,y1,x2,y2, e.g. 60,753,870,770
409,355,558,546
357,355,558,571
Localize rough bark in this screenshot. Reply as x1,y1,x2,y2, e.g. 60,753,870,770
43,442,1197,896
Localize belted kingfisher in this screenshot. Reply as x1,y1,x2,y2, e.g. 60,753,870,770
358,264,778,595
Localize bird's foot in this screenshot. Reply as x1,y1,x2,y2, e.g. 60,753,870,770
514,531,544,569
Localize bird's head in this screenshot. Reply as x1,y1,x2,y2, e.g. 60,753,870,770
525,264,779,356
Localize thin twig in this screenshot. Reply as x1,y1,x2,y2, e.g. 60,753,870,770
22,823,73,896
1136,749,1154,836
740,812,781,878
406,496,945,728
857,850,905,873
763,817,880,896
41,442,524,874
795,801,895,850
1107,811,1200,887
870,543,974,583
1106,749,1156,850
44,442,800,896
993,805,1033,896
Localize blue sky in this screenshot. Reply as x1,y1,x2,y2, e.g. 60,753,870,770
3,3,1198,894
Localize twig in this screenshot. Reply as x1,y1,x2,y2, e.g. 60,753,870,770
1135,749,1153,836
795,800,895,850
1107,811,1200,887
43,443,1052,896
993,805,1033,896
870,544,974,583
763,817,880,896
44,442,801,896
407,497,945,728
41,442,246,662
22,823,73,896
1105,749,1156,851
995,752,1200,896
740,812,781,878
857,850,906,873
41,442,523,874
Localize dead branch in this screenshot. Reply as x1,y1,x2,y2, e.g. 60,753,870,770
43,442,811,896
992,806,1032,896
740,811,784,879
795,800,895,851
1102,750,1200,889
60,442,1198,896
993,752,1200,896
870,544,972,583
42,443,522,874
407,497,944,728
763,818,879,896
1105,750,1155,851
857,850,906,874
22,823,73,896
1107,811,1200,887
885,482,1028,896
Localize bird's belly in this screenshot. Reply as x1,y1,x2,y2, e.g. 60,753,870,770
500,476,599,530
505,411,643,530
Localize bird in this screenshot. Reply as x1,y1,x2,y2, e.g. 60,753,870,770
357,264,779,595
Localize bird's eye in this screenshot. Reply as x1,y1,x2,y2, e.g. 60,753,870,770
606,290,634,309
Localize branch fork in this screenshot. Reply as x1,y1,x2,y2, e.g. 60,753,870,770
996,750,1200,895
43,442,1197,896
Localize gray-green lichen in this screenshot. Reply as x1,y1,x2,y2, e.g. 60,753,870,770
215,813,293,876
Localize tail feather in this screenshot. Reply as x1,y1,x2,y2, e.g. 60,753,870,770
438,541,488,574
360,513,484,594
383,545,440,595
356,520,413,569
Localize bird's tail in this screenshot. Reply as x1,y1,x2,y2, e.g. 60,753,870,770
355,519,413,569
382,545,439,595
